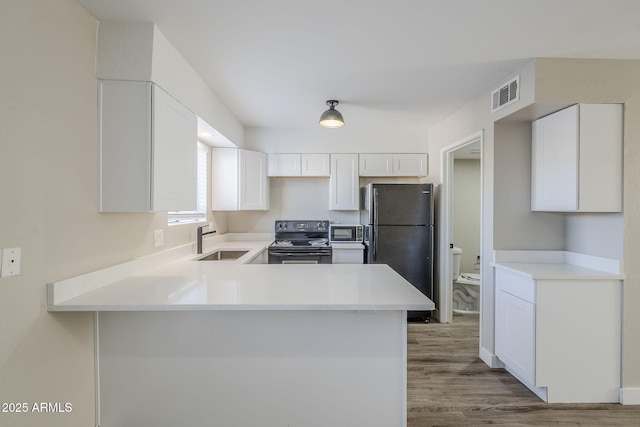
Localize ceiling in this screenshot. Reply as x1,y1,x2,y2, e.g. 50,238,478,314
76,0,640,135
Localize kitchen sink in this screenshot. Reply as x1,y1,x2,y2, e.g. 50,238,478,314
196,250,249,261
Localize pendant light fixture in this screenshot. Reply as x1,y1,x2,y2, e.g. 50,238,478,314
318,100,344,128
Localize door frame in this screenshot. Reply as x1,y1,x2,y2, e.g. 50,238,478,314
437,130,484,324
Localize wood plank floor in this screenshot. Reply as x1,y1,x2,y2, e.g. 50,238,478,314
407,314,640,426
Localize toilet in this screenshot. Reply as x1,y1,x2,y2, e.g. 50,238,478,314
451,247,480,314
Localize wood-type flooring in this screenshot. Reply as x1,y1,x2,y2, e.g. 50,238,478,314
407,314,640,426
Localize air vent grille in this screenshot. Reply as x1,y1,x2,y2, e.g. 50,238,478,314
491,76,519,113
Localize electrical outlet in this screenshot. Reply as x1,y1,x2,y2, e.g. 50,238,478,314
154,230,164,247
1,247,21,277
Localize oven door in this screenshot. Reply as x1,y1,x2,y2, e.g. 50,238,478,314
268,250,332,264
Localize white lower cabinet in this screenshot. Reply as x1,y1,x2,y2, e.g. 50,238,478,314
494,268,621,403
212,148,269,211
495,285,535,384
247,249,268,264
331,243,365,264
329,154,359,210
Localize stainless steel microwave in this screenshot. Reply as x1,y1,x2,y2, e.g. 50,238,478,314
329,224,364,243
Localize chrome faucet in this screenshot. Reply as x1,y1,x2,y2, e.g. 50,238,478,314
197,224,217,254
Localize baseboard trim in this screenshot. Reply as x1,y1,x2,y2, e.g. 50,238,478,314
620,387,640,405
480,347,503,368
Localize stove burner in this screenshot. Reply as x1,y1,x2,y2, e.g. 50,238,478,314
309,239,329,247
270,238,329,248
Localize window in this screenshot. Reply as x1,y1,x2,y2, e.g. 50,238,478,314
168,142,208,225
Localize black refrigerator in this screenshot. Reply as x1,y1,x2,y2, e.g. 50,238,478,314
360,183,434,321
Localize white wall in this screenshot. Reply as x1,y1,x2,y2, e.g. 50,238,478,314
226,176,420,233
245,124,428,154
239,126,429,232
150,27,245,148
97,21,245,147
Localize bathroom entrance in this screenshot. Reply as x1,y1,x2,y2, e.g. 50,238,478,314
438,131,483,324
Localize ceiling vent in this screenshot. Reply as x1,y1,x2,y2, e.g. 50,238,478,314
491,76,519,113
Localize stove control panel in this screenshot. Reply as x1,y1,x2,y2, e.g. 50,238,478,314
275,220,329,232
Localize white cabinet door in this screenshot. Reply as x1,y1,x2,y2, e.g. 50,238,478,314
267,154,300,177
332,246,364,264
240,150,269,210
394,153,428,176
301,153,330,177
268,153,330,177
212,148,269,211
532,103,622,212
531,105,579,211
359,154,393,176
98,80,196,212
359,153,428,177
152,85,197,211
495,290,536,384
330,154,359,210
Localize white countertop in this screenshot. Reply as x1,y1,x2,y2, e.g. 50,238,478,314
492,250,625,280
48,238,434,312
493,262,625,280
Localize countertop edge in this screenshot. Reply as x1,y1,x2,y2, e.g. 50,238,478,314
48,303,435,312
493,262,626,280
48,239,273,307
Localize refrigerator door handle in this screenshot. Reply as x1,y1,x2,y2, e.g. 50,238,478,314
373,188,379,228
371,226,377,261
373,189,378,261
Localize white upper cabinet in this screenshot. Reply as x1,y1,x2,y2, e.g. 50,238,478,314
98,80,196,212
359,153,428,177
268,153,330,177
329,154,359,210
301,154,331,176
212,148,269,211
267,154,300,176
531,104,622,212
394,153,429,176
359,154,393,176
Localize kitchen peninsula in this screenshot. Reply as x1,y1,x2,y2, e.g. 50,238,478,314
48,238,434,427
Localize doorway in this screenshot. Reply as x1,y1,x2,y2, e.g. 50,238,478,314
438,131,483,324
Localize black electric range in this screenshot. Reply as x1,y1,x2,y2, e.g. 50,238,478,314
268,220,332,264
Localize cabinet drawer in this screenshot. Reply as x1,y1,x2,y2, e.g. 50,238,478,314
495,269,535,303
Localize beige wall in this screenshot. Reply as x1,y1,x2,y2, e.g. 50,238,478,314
452,160,481,273
533,58,640,389
427,59,537,355
429,57,640,392
3,5,639,423
1,1,96,425
0,1,210,425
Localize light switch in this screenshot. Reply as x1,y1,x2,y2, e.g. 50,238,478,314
1,247,21,277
